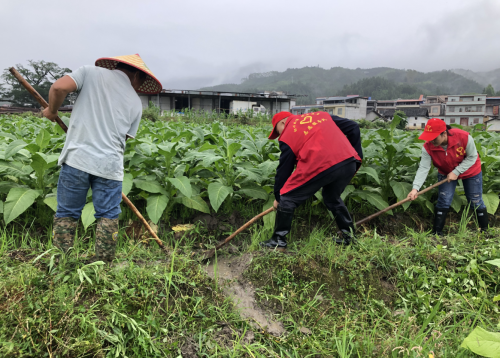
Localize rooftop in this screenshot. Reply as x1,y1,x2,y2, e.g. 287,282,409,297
379,108,429,117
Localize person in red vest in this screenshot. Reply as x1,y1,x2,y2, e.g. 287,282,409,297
407,118,488,235
260,111,363,249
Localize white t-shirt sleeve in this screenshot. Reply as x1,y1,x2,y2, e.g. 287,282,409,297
126,108,142,138
68,66,90,91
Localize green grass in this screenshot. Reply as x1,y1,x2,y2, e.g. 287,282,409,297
0,200,498,357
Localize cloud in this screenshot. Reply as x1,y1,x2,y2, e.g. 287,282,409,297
0,0,498,90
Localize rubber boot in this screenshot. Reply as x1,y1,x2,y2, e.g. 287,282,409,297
53,216,78,253
432,207,449,237
94,218,119,263
260,206,294,249
475,208,489,233
331,207,356,245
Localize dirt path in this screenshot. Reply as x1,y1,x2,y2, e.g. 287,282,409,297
203,253,285,336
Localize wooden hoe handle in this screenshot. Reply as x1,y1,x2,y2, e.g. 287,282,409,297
9,67,170,256
201,206,275,260
354,178,449,227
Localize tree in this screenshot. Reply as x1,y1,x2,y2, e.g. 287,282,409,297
0,60,71,107
483,84,495,97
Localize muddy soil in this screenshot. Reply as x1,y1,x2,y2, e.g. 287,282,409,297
203,253,285,336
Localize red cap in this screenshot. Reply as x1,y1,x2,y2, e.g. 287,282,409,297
418,118,447,141
268,111,292,139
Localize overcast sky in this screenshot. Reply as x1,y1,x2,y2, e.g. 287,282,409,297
3,0,500,89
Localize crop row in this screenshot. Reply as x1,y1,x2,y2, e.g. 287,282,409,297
0,114,499,229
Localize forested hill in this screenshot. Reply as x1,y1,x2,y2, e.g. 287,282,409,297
200,66,484,104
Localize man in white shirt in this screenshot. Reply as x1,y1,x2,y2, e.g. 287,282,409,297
42,54,162,262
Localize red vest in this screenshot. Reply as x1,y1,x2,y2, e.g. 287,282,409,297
279,111,361,194
423,128,481,179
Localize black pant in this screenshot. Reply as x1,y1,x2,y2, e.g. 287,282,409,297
279,161,357,211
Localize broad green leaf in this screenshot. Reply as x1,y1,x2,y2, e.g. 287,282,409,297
179,196,210,214
157,143,177,160
30,153,49,179
4,187,40,225
139,143,152,156
36,129,51,149
4,140,28,159
257,160,278,178
146,194,169,224
485,259,500,268
208,182,233,212
262,195,276,231
191,127,205,142
44,196,58,212
227,142,242,159
24,143,40,154
168,176,192,198
0,160,33,177
0,200,3,214
390,114,402,132
174,164,187,178
354,191,392,215
483,193,500,215
357,167,380,184
364,192,391,214
134,179,167,195
122,173,133,196
450,193,463,213
460,326,500,357
198,142,217,152
390,181,412,211
238,183,268,200
340,185,355,201
81,202,96,230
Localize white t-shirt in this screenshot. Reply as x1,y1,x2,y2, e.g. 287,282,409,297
58,66,142,181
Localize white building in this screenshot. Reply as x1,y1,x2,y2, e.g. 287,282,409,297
444,94,486,126
322,96,368,120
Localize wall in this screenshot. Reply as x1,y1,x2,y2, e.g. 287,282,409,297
191,98,213,111
406,116,428,130
485,120,500,131
444,116,483,125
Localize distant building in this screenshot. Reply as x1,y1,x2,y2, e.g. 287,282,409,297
315,97,328,105
138,89,296,115
366,100,377,114
376,100,396,111
376,108,430,130
421,95,447,119
396,95,424,109
483,97,500,131
291,104,324,115
322,95,368,119
444,94,486,126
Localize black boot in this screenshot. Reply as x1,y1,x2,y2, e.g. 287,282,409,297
475,207,489,232
432,207,449,236
260,206,294,249
331,206,356,245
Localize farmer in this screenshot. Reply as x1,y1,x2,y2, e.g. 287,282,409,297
42,54,162,262
260,111,363,249
407,118,488,235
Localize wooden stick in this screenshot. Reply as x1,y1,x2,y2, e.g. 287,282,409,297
9,67,170,256
201,207,275,260
354,178,449,227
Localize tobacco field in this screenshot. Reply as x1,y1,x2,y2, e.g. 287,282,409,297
0,112,499,357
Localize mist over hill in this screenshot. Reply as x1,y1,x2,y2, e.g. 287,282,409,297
200,66,486,104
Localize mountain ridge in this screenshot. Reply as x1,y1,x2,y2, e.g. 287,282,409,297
200,66,494,104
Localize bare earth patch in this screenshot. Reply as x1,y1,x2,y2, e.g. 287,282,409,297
204,253,285,336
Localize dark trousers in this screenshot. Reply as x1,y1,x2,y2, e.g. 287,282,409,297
279,161,357,211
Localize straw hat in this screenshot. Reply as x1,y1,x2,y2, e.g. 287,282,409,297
95,53,162,94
